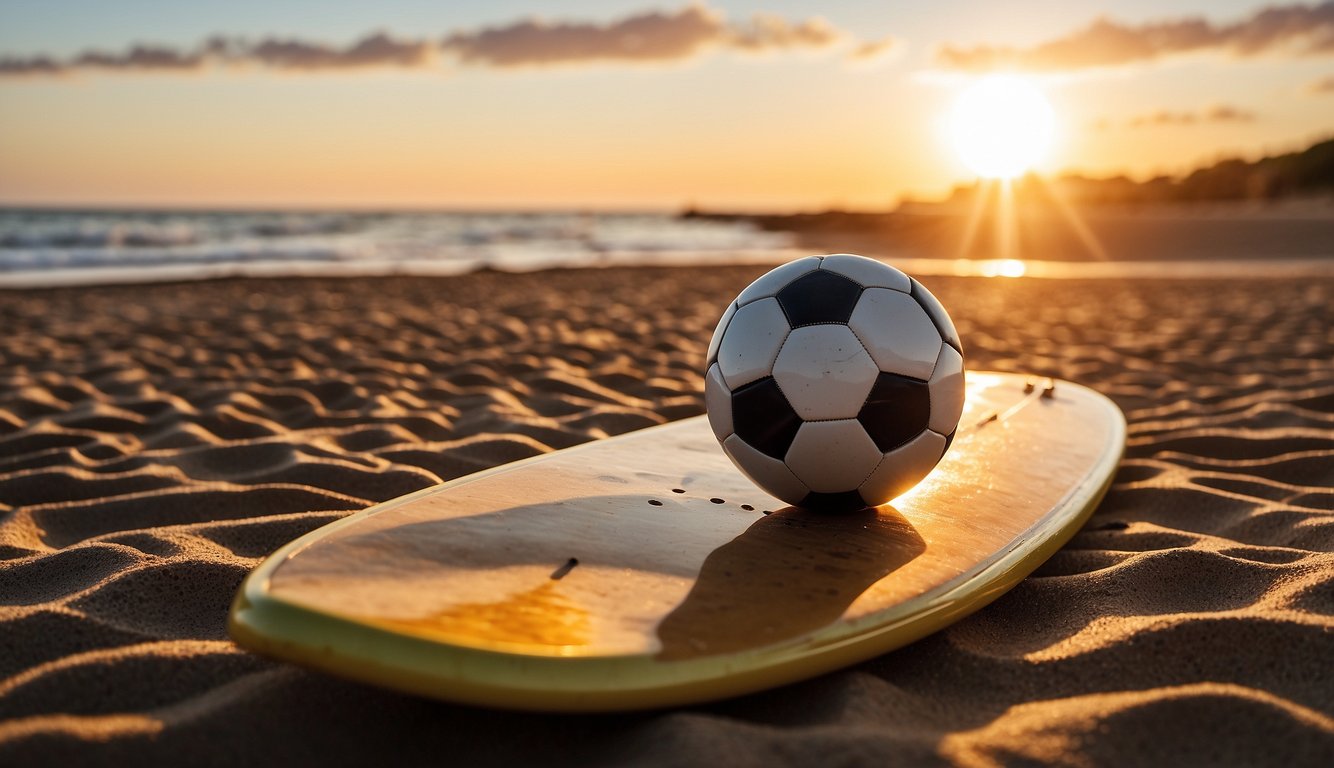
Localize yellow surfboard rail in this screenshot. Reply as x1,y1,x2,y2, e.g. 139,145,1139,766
229,372,1125,712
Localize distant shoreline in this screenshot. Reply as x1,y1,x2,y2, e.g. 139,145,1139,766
2,202,1331,289
684,197,1334,263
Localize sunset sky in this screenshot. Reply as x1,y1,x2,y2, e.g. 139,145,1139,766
1,1,1331,210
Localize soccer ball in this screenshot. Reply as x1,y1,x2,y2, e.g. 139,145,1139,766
705,254,965,510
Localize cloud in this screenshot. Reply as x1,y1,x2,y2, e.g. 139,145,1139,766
1305,74,1334,91
72,44,209,71
848,36,898,63
1114,104,1259,127
243,33,435,70
440,5,726,67
936,2,1334,72
0,32,434,76
1,43,218,75
0,55,65,76
365,7,853,69
728,13,843,52
1201,104,1259,122
0,3,889,78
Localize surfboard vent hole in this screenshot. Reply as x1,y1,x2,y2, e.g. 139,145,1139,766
672,488,685,494
762,510,772,515
648,499,663,506
550,558,579,580
741,504,754,511
710,498,725,504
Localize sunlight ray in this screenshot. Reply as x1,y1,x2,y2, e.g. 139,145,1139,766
954,178,994,259
1034,175,1110,261
997,178,1017,262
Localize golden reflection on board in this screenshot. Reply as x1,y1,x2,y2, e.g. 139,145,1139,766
375,581,591,650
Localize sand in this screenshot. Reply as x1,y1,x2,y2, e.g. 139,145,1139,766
0,266,1331,766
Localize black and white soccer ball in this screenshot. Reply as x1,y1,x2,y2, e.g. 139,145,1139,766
705,254,965,510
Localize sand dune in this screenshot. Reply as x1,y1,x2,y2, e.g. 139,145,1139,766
0,267,1331,765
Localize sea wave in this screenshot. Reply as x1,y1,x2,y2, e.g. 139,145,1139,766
0,210,798,286
2,209,1331,288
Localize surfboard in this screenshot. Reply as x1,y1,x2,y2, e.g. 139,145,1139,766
228,371,1124,712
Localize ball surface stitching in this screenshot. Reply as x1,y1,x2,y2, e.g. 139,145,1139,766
908,277,961,352
782,419,882,494
917,321,944,381
818,254,914,294
852,437,901,496
717,298,790,389
816,261,867,289
736,256,824,307
763,322,852,411
705,301,739,367
772,324,878,422
841,319,881,414
847,287,944,381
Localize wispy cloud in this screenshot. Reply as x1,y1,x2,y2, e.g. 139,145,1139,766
440,5,724,67
1125,104,1259,127
728,14,844,53
438,5,848,68
0,3,890,79
240,33,436,70
1305,74,1334,92
1,44,211,75
848,36,898,63
0,33,434,76
936,2,1334,72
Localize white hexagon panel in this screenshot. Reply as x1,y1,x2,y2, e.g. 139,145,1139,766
705,301,737,367
910,278,962,353
716,297,789,390
818,254,911,292
847,288,943,382
723,434,810,506
860,430,947,505
735,256,822,307
772,325,878,421
784,419,882,494
704,363,733,442
927,344,965,436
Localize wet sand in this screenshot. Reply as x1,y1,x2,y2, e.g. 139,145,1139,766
1,266,1331,765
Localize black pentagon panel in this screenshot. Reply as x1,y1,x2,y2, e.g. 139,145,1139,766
776,270,863,328
799,489,870,511
909,278,962,354
731,377,803,460
942,428,957,455
858,372,932,452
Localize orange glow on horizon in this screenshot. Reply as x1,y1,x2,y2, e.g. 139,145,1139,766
0,41,1327,211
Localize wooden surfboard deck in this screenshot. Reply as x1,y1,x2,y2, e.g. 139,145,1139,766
229,371,1125,712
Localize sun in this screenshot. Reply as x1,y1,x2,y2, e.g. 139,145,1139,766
949,75,1055,179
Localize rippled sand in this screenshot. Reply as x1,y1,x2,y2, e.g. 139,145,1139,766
1,267,1331,765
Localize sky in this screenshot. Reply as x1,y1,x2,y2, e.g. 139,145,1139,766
0,1,1331,210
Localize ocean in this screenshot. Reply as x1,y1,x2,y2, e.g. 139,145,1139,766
0,209,799,287
2,208,1330,287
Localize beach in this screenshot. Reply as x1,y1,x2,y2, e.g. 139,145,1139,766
1,265,1331,765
